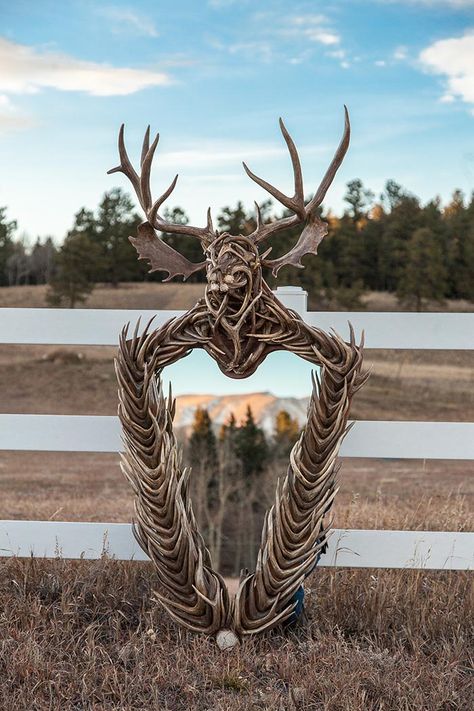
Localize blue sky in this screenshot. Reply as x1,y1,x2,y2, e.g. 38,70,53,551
0,0,473,246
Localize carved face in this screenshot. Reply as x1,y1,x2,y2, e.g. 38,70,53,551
205,233,261,295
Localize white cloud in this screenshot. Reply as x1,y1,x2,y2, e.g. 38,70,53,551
0,94,34,133
209,11,343,66
393,45,408,60
228,41,274,63
419,30,474,107
0,37,172,98
328,49,346,60
118,135,331,174
97,6,159,37
285,15,341,46
375,60,387,67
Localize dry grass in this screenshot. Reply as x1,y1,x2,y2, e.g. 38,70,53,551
1,451,473,534
0,557,471,710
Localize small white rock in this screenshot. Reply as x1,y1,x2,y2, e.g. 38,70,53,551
216,629,239,651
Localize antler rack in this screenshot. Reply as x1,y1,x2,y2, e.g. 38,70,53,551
108,108,350,278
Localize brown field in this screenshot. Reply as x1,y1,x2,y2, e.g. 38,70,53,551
2,281,474,312
0,283,473,709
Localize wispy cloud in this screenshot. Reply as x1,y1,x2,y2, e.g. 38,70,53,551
284,15,341,46
0,94,34,133
393,45,408,61
114,132,332,175
97,6,159,38
210,11,344,67
419,30,474,108
208,0,252,8
0,37,171,98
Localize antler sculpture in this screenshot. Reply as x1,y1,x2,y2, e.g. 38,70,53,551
112,109,367,648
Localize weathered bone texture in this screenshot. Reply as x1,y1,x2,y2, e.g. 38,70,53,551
234,328,365,633
117,335,231,634
116,307,366,638
111,108,367,641
107,108,349,280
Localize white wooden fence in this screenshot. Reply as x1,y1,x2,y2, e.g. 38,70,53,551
1,287,473,570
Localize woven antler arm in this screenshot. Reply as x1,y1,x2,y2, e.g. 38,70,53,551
234,327,366,635
116,318,231,635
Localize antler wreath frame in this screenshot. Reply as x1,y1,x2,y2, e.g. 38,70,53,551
112,109,368,647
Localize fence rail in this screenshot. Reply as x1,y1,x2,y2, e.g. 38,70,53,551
0,521,471,570
1,414,473,460
1,307,474,349
1,295,473,570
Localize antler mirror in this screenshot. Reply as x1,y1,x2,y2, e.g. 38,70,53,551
111,108,367,648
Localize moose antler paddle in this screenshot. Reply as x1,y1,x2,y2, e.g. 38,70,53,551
111,109,367,648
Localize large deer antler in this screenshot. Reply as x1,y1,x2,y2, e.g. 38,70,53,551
108,125,213,280
109,111,349,280
244,107,350,274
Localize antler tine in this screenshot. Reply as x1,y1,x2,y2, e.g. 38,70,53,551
147,174,179,226
279,118,304,214
242,120,305,219
254,201,263,230
108,123,215,243
140,131,160,212
107,124,143,208
140,126,151,167
206,207,214,233
305,106,350,214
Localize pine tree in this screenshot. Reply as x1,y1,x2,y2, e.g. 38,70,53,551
94,188,142,285
46,232,101,307
217,202,253,235
273,410,300,459
30,237,57,284
379,188,422,292
344,179,374,223
397,227,447,311
444,190,474,300
0,207,17,287
189,407,218,470
235,405,268,479
218,413,242,484
188,407,236,571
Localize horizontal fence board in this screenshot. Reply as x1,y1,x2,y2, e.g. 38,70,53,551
1,307,473,349
1,415,473,460
0,521,471,570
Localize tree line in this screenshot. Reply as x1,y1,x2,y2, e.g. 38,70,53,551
185,404,300,574
1,178,473,310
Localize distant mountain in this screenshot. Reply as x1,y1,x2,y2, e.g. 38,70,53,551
174,391,309,436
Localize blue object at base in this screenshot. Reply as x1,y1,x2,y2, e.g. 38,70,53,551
287,541,327,624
